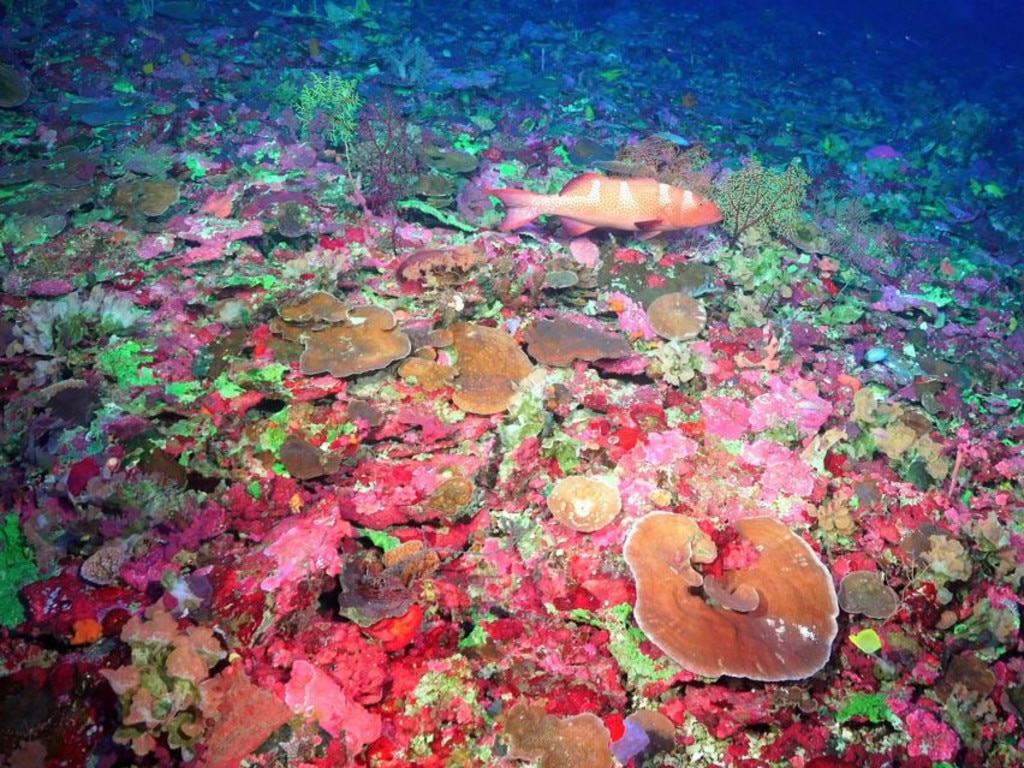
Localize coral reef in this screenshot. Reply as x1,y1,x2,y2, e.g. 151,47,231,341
0,1,1021,766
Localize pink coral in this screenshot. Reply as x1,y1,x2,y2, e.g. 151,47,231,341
168,215,264,266
639,429,698,466
741,440,816,498
903,708,960,760
284,659,382,753
747,374,833,437
701,396,752,441
260,505,354,612
606,291,656,339
568,237,600,268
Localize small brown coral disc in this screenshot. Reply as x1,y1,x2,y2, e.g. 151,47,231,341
546,476,622,533
646,292,707,341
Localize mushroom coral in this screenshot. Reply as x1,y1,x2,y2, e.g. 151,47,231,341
547,475,622,533
645,292,707,341
624,512,838,681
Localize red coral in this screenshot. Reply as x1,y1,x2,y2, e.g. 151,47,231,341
289,621,389,704
207,567,268,647
21,570,132,644
761,720,834,762
681,686,777,738
66,456,101,496
902,707,961,760
485,617,524,641
196,662,293,768
284,659,382,753
365,603,424,652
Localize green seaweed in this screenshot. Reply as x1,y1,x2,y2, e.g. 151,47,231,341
836,692,901,727
396,198,478,232
570,603,677,692
295,73,362,152
0,514,40,629
96,339,160,388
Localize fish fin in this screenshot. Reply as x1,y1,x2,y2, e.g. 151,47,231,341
559,172,606,196
487,187,544,231
635,219,666,231
559,218,597,236
634,222,667,240
634,221,665,240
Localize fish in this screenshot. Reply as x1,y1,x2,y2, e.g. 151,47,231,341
488,172,722,239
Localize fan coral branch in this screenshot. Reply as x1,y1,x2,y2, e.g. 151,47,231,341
717,157,811,247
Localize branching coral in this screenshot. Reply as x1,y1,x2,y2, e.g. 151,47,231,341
295,73,362,153
610,136,714,195
348,92,420,213
716,157,811,247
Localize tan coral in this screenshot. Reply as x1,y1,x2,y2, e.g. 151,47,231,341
382,540,440,584
646,292,707,341
421,147,478,174
425,476,475,518
398,356,457,390
523,318,632,367
397,245,483,287
299,305,411,378
837,570,899,620
113,179,180,218
279,291,350,324
702,574,760,613
503,703,613,768
279,435,342,480
547,476,622,533
624,512,838,681
80,541,130,586
412,173,456,201
450,322,533,415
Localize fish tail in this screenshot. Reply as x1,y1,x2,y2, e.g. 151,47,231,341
487,187,547,231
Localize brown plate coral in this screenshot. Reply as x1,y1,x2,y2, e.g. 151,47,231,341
624,512,839,681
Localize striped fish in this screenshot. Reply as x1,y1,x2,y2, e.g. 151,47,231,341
489,172,722,239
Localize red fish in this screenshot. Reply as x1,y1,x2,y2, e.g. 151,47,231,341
488,172,722,239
